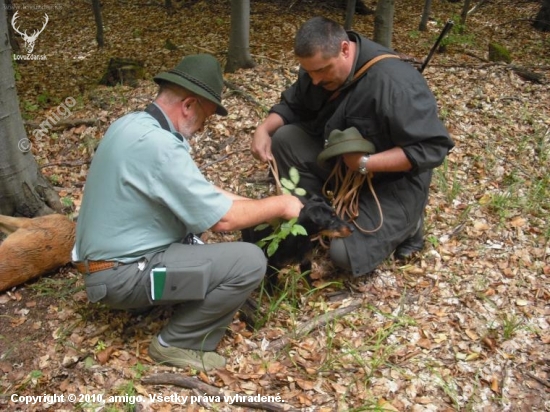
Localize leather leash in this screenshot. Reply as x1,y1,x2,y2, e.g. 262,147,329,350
322,158,383,234
329,53,400,102
323,55,400,234
269,54,398,232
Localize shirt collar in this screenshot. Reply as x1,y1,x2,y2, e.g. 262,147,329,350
151,102,191,151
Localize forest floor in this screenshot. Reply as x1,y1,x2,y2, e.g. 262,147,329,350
1,0,549,411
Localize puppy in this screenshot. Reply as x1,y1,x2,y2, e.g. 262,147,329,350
243,195,354,291
0,214,75,292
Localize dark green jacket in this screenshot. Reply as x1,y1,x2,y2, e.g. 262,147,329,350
269,32,455,276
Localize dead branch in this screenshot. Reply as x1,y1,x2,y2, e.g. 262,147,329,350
224,80,268,111
198,150,241,171
25,118,99,130
267,301,363,351
40,160,90,169
250,53,284,65
467,0,490,16
525,371,550,388
141,373,297,411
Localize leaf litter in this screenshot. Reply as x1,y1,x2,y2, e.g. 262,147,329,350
1,0,549,411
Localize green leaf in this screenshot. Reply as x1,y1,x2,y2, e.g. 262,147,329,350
294,188,307,197
281,188,291,195
287,217,298,226
254,223,270,231
289,167,300,185
280,177,295,190
267,239,280,257
291,224,308,236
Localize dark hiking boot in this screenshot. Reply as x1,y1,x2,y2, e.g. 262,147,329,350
394,218,424,260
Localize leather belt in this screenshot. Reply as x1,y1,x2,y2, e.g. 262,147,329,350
73,260,119,274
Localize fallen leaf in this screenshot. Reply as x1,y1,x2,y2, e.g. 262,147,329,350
465,329,479,341
96,346,116,365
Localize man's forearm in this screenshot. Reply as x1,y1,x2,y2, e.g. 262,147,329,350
210,196,299,232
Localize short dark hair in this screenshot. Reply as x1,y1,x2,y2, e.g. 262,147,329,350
294,17,348,58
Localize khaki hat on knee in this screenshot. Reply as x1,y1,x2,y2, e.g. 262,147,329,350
317,127,375,167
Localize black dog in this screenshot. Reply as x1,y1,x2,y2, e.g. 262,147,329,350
242,195,354,291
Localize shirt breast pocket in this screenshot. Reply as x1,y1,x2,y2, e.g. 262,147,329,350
345,116,381,147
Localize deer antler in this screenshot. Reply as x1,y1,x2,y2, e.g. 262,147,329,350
11,12,49,54
11,11,27,38
33,14,49,39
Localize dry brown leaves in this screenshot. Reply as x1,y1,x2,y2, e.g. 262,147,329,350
1,0,549,411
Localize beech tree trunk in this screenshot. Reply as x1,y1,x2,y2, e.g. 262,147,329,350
459,0,472,33
533,0,550,32
92,0,104,47
419,0,432,31
344,0,357,30
225,0,255,73
4,0,19,52
0,2,61,217
373,0,395,49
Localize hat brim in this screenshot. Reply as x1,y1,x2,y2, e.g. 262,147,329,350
154,72,228,116
317,137,375,168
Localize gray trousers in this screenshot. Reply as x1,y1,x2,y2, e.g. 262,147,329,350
84,242,265,351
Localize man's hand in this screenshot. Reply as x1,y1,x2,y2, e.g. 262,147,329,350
251,113,285,162
251,128,273,162
279,194,304,220
342,152,363,171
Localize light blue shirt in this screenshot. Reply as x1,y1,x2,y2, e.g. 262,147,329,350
74,109,232,262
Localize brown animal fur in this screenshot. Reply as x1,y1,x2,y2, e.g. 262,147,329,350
0,214,75,292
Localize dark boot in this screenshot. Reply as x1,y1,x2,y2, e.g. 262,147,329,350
394,217,424,260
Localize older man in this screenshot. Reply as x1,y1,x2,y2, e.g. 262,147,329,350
251,17,454,277
73,54,302,371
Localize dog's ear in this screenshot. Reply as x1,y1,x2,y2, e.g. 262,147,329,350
307,194,327,205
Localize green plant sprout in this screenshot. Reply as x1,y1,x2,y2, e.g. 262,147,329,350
254,218,307,257
254,167,308,257
280,167,307,196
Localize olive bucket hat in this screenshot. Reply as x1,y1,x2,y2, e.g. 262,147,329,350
317,127,375,168
154,54,228,116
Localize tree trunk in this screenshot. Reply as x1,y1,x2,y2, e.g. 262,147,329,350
344,0,357,30
533,0,550,32
4,0,19,52
459,0,472,34
0,2,61,217
419,0,432,32
91,0,104,47
225,0,255,73
373,0,395,49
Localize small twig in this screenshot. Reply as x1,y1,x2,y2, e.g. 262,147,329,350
267,301,362,351
25,118,98,130
467,0,490,16
525,371,550,388
223,79,268,111
40,160,90,169
268,159,282,195
198,150,241,170
250,53,284,65
193,45,216,54
142,373,296,411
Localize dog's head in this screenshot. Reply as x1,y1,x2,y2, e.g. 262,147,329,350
299,195,354,238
